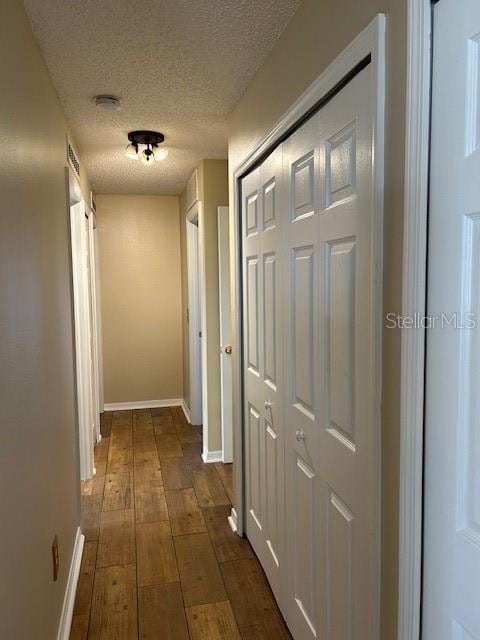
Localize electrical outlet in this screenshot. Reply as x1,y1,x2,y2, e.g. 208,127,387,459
52,535,59,582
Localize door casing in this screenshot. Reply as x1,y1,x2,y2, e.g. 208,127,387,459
85,211,101,446
218,205,233,463
67,168,95,481
92,216,105,418
186,203,207,431
398,1,432,638
229,15,386,639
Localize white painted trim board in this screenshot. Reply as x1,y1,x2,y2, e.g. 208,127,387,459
57,528,84,640
398,1,432,639
181,399,192,423
104,398,183,411
186,204,204,427
201,450,223,464
228,508,238,534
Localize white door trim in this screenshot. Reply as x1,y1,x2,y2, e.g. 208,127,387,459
86,211,101,445
104,398,183,411
92,215,105,417
186,207,202,424
398,2,432,638
67,167,95,481
218,205,233,463
186,203,208,436
56,528,84,640
231,21,385,631
69,198,95,480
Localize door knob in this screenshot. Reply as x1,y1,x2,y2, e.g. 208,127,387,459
224,345,232,355
295,429,305,442
264,400,273,409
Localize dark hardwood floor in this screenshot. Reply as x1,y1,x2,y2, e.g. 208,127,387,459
71,407,291,639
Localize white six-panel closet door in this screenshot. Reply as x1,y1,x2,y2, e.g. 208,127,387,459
283,64,377,640
242,62,378,640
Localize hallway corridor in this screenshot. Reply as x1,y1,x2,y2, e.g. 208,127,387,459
71,407,291,639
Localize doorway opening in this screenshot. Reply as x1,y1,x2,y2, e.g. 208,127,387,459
67,166,103,481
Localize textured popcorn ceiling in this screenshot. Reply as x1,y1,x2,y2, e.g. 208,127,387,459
23,0,301,195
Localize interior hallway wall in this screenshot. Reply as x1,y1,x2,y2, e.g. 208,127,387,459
179,160,228,453
228,1,406,637
0,0,91,637
97,195,183,405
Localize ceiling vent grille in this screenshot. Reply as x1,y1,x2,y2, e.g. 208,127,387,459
67,141,80,178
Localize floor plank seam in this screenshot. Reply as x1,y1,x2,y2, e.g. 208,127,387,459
133,409,140,640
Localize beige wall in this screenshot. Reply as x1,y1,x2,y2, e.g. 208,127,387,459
180,160,229,451
228,1,406,637
97,195,183,404
0,0,91,637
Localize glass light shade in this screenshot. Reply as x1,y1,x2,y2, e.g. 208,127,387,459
140,148,155,166
125,143,138,159
153,146,168,162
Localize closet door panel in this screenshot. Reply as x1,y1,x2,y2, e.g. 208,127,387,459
284,64,378,640
318,67,376,640
259,147,285,604
242,168,264,542
241,145,286,613
283,114,326,640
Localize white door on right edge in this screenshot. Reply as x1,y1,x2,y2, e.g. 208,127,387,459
423,1,480,638
284,64,378,640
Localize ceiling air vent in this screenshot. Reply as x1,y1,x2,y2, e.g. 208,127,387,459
94,95,122,110
67,141,81,179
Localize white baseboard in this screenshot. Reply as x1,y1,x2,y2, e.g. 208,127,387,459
104,398,183,411
228,508,238,534
57,527,84,640
201,449,223,463
181,399,191,423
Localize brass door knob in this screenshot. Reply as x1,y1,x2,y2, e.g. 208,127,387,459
224,345,233,355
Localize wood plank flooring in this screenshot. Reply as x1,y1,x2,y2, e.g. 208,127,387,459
71,408,291,640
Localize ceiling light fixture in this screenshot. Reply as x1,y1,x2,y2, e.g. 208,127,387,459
125,130,168,166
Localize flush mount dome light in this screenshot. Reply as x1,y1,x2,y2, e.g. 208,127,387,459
125,130,168,166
